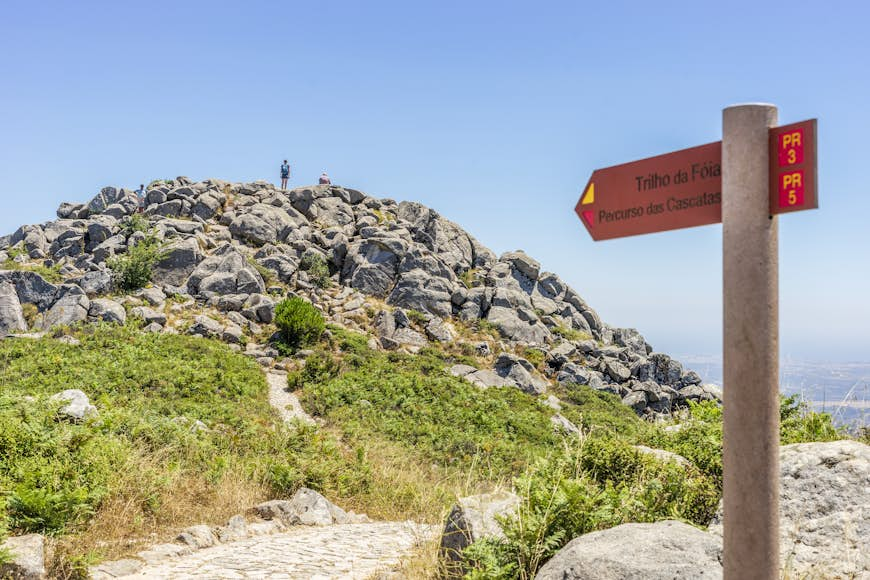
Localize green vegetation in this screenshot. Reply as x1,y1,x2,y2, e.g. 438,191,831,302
462,437,719,579
406,309,427,326
274,297,326,352
459,391,846,579
107,233,165,291
459,268,479,289
121,214,150,235
0,325,366,574
298,348,562,476
0,257,64,283
551,326,592,342
299,253,331,289
247,256,275,286
0,301,848,577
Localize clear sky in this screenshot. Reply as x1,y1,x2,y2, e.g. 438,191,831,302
1,1,868,361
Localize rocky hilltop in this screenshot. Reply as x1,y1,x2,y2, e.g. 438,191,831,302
0,178,719,416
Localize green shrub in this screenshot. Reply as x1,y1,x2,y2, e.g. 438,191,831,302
461,437,720,579
274,297,326,351
299,253,331,289
557,383,650,440
107,233,164,291
406,309,427,326
122,214,150,234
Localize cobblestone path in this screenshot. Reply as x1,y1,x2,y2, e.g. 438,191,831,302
116,522,436,579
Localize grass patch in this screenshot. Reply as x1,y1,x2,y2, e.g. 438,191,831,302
0,324,369,574
297,348,562,477
1,259,64,284
551,326,592,342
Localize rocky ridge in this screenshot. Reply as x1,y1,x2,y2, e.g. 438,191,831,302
0,178,720,416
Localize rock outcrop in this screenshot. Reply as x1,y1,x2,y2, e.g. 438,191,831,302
709,439,869,579
535,520,723,580
0,178,714,416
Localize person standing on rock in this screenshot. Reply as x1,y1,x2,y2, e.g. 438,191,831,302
319,172,331,185
280,160,291,190
135,184,146,213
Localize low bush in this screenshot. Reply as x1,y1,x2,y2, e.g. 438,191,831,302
274,297,326,351
107,233,164,291
299,253,331,289
461,436,720,579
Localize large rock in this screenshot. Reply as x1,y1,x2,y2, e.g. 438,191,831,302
535,520,723,580
709,440,869,579
341,239,401,298
86,186,125,214
387,269,454,318
229,203,299,246
88,298,126,324
494,353,548,395
39,291,89,330
501,250,541,281
187,244,264,296
0,534,46,579
152,238,204,286
0,271,58,311
255,488,350,526
486,305,551,345
440,491,521,577
0,281,27,334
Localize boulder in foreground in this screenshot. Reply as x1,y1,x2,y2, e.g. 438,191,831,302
535,520,722,580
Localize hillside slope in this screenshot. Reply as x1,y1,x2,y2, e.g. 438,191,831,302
0,178,719,417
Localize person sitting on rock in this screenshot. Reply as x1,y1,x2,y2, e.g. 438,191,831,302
135,184,146,213
280,160,291,190
319,172,331,185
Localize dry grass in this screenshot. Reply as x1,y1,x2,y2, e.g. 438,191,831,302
48,453,269,578
375,536,444,579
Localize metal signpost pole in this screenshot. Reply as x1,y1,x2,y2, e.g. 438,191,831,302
722,103,780,580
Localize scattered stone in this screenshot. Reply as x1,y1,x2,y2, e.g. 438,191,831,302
188,315,223,338
440,491,520,577
551,413,581,435
130,306,167,326
49,389,97,421
0,534,46,580
176,525,218,549
88,297,126,324
632,445,691,467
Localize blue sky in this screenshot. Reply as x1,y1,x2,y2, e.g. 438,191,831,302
1,0,868,361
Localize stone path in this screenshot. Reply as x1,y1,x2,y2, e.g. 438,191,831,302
267,372,315,426
113,522,436,579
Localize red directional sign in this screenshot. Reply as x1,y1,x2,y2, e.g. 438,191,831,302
576,119,818,241
769,119,817,215
575,142,722,241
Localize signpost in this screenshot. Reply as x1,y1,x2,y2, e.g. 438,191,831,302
575,105,818,580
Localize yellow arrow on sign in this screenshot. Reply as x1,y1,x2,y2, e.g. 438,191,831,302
581,182,595,205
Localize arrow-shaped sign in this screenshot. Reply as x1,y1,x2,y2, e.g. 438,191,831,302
575,120,817,241
575,141,723,241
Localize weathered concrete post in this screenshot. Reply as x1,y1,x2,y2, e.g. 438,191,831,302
722,103,780,580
